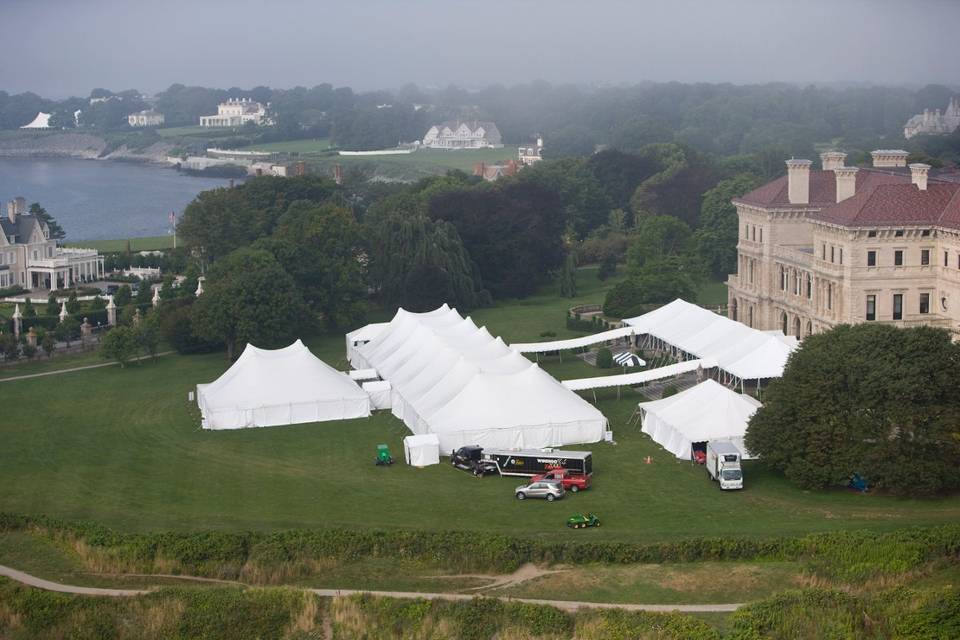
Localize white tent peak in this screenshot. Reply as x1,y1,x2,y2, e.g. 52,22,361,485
21,112,52,129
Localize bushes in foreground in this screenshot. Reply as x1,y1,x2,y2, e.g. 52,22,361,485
1,513,958,582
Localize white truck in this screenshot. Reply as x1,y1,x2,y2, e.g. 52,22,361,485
705,441,743,490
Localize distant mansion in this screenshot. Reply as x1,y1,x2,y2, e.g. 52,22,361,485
422,120,502,149
127,110,165,127
0,198,103,291
727,150,960,339
903,97,960,139
200,99,270,127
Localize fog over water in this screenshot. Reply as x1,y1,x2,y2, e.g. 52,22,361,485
2,0,958,97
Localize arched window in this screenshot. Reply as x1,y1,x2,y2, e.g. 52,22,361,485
748,306,754,328
731,298,738,322
781,312,788,335
794,317,802,339
806,321,813,337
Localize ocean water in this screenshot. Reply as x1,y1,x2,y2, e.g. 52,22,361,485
0,158,232,240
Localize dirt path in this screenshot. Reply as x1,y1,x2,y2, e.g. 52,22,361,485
0,563,743,612
0,564,149,597
0,351,175,383
430,562,569,591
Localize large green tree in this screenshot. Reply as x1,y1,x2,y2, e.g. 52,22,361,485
746,324,960,496
518,158,613,238
28,203,66,240
694,173,763,279
191,248,309,360
256,201,367,329
177,188,262,263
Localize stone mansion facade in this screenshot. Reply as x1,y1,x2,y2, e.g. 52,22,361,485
0,197,104,291
727,150,960,339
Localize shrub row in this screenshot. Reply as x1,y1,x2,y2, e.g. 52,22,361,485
2,513,958,580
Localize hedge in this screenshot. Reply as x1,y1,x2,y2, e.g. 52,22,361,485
1,513,957,580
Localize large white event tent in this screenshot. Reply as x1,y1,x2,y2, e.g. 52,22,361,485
197,340,371,430
624,300,798,381
350,305,607,450
637,379,760,460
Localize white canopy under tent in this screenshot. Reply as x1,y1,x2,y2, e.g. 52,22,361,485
511,325,637,358
197,340,371,430
632,379,760,460
562,358,717,401
350,304,608,451
403,433,441,467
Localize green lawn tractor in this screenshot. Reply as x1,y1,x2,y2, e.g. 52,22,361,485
375,444,394,466
566,513,601,529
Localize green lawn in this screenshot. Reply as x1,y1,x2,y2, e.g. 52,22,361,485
65,235,176,252
156,126,239,139
1,269,957,542
238,138,332,154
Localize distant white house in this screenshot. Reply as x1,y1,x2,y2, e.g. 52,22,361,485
904,97,960,139
519,137,544,166
422,120,502,149
128,110,165,127
200,98,271,127
20,112,52,129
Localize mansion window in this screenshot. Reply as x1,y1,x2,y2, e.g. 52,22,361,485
822,244,826,260
805,274,812,299
748,261,754,284
866,295,876,321
921,249,930,266
893,294,903,320
827,283,833,310
867,250,877,267
830,246,835,263
920,293,930,315
794,272,800,295
744,224,749,238
894,250,904,266
867,230,877,237
759,228,763,243
779,266,787,291
945,251,949,267
839,248,843,264
751,226,756,241
895,230,904,237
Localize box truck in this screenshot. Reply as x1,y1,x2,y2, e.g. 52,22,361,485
705,441,743,490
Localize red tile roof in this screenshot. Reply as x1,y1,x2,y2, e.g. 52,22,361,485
814,181,960,227
735,169,910,208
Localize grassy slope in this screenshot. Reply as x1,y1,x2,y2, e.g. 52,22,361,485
239,139,332,153
1,268,958,541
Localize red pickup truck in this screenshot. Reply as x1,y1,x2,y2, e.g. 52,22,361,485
531,469,591,492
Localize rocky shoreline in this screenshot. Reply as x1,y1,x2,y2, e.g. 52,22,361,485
0,132,175,164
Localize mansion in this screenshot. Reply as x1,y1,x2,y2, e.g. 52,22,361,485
200,98,270,127
127,109,164,127
0,198,104,291
903,97,960,139
727,150,960,339
422,120,502,149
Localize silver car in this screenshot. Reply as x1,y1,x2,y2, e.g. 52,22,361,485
515,480,565,502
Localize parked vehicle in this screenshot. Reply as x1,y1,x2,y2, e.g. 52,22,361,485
451,446,593,478
531,468,591,492
450,445,499,476
375,444,394,466
705,441,743,490
515,480,564,501
566,513,601,528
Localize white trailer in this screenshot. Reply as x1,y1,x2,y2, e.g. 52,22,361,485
705,441,743,490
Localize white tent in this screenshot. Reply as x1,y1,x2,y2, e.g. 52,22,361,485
362,380,392,410
354,305,607,450
637,380,760,460
197,340,370,430
20,112,52,129
624,299,798,380
403,433,441,467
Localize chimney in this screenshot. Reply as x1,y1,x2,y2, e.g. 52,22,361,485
6,200,15,224
785,159,812,204
834,167,858,202
871,149,909,168
909,163,930,191
820,150,846,170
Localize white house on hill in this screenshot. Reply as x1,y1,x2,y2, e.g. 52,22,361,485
422,120,502,149
200,99,271,127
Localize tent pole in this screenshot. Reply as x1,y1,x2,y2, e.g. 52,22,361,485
592,389,598,404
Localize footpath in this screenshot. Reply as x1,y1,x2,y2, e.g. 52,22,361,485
0,351,175,383
0,564,742,613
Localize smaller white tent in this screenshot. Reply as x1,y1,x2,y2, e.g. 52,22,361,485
362,380,392,410
638,380,760,460
197,340,370,430
403,433,441,467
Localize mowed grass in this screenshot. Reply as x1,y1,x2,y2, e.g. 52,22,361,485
1,268,958,541
239,138,332,154
65,235,176,252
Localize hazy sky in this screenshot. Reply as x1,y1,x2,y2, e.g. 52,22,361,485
2,0,958,97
